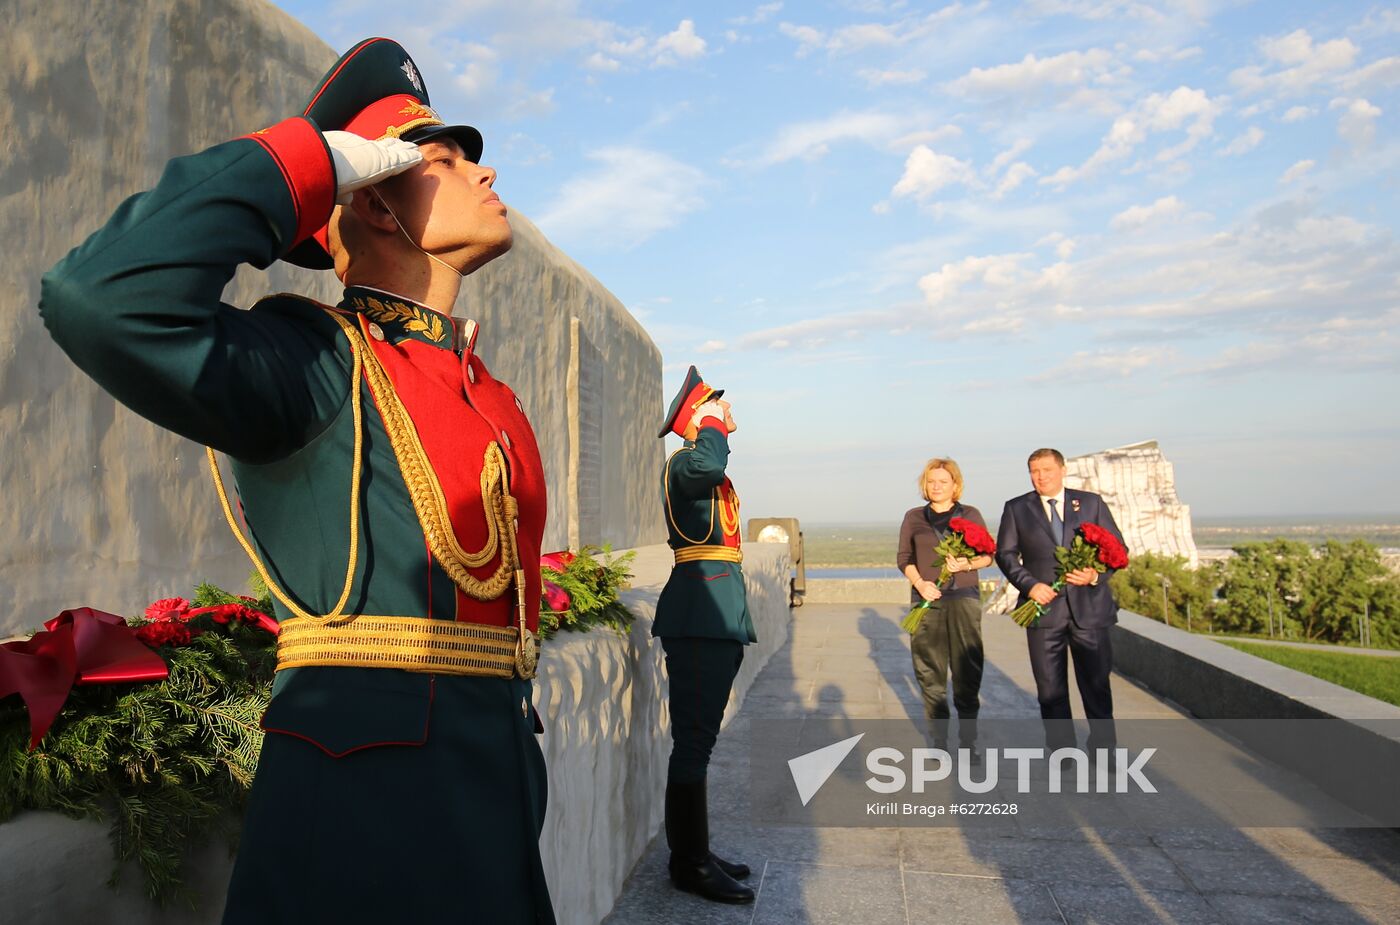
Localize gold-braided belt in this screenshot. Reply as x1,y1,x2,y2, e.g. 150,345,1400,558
673,545,743,565
276,615,538,679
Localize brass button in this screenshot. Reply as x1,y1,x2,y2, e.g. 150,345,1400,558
502,430,512,450
368,323,385,341
521,697,528,718
467,365,476,384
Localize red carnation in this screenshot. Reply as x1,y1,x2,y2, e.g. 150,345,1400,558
541,550,577,572
185,603,279,635
134,620,195,648
144,597,191,622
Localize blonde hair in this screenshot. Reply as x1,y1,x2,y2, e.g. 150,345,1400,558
918,457,964,502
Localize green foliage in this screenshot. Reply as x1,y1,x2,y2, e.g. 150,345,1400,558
1110,541,1400,648
0,584,276,906
1215,540,1400,645
1110,552,1218,629
1219,641,1400,707
538,545,638,639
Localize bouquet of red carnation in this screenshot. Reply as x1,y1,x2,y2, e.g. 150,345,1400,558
901,517,998,634
1008,522,1129,627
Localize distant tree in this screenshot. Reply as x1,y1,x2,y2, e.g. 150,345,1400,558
1215,540,1311,638
1109,552,1217,628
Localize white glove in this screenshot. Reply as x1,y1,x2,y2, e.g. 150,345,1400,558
323,131,423,205
692,400,727,429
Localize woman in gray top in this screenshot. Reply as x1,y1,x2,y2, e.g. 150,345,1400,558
896,457,992,758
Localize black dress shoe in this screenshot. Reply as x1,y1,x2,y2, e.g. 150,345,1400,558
711,852,751,880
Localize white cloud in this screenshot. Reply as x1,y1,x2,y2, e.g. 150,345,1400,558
1230,29,1359,97
1280,159,1315,184
742,110,922,166
949,49,1116,96
653,20,707,65
729,2,783,26
1029,347,1164,382
1135,46,1203,63
778,4,972,56
890,125,964,149
891,146,976,201
1331,97,1382,147
857,68,927,87
535,147,708,248
994,162,1037,198
986,139,1033,176
1337,56,1400,91
698,339,728,354
583,52,620,72
1042,86,1218,187
1110,195,1185,231
1220,126,1265,156
917,253,1035,305
1281,105,1316,123
778,22,825,56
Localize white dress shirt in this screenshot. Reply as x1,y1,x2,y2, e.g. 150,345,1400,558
1038,490,1067,526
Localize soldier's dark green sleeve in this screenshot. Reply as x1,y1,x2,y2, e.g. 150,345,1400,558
668,424,730,497
38,116,348,464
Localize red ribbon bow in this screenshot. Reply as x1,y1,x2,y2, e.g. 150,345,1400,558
0,608,170,749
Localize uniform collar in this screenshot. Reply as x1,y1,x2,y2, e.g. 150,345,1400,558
340,285,455,350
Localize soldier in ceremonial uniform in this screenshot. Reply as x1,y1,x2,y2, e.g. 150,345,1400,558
39,39,554,923
654,367,756,904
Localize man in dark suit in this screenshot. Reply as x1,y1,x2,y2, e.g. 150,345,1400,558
996,448,1126,753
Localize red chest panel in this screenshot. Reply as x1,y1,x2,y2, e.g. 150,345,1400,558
360,315,547,630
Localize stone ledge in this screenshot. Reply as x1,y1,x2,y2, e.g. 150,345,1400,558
1111,608,1400,824
0,544,794,924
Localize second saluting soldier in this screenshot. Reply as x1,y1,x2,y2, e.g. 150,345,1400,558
40,38,554,923
654,367,756,904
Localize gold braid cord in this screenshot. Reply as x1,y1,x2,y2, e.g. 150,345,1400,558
206,333,365,626
325,311,519,602
718,485,741,538
663,448,717,544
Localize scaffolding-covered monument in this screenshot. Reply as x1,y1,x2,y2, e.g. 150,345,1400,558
1065,440,1199,568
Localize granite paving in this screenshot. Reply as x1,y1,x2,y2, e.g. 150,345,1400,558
601,604,1400,925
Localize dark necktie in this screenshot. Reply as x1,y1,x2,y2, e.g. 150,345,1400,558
1047,498,1065,547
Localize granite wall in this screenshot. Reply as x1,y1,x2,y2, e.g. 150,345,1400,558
0,0,664,637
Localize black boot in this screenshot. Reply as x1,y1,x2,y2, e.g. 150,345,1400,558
710,852,751,880
665,779,754,903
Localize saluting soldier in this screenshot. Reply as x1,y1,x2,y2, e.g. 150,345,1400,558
654,366,756,904
39,39,554,923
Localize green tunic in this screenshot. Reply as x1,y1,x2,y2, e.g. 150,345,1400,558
653,425,756,644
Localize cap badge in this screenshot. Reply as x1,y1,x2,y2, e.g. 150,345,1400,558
398,100,440,120
402,58,424,94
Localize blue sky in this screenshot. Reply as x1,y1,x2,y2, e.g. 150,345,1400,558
272,1,1400,524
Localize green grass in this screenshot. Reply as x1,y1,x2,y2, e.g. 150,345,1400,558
1218,640,1400,707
